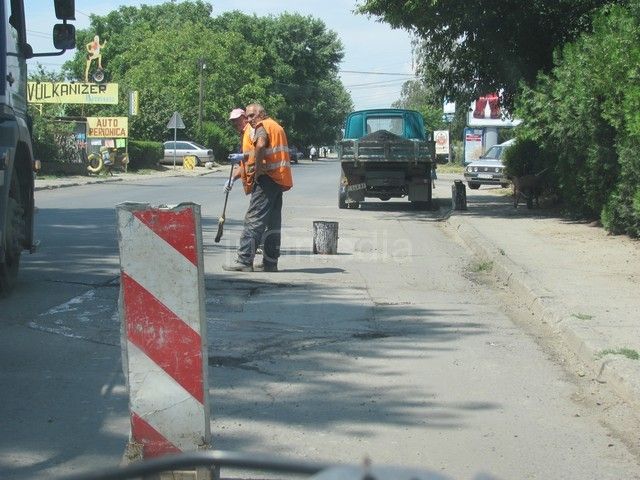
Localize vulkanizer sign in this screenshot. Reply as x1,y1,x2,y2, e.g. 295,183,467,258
87,117,128,138
27,82,119,104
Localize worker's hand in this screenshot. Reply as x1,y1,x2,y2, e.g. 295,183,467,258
223,179,235,193
228,153,244,164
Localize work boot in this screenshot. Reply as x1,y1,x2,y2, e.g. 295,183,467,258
253,262,278,272
222,261,253,272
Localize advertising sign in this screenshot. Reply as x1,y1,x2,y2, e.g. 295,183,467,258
467,93,522,128
434,130,450,155
27,82,119,104
86,117,128,138
464,128,484,164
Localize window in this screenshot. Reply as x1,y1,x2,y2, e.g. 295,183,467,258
365,116,404,136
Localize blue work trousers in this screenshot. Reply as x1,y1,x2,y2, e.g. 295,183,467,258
237,175,283,266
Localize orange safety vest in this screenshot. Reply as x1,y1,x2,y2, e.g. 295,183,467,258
239,125,252,193
240,117,293,194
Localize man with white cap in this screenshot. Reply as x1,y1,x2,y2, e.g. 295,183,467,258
224,108,250,193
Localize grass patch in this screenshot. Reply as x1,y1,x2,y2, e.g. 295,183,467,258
597,348,640,360
471,260,494,273
571,313,594,321
36,174,76,180
436,163,464,174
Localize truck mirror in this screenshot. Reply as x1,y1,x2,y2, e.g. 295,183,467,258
53,24,76,50
23,43,34,59
54,0,76,20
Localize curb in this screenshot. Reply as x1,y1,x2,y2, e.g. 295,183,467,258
35,177,123,191
34,167,223,192
445,211,640,412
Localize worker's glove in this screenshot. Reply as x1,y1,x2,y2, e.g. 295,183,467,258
228,153,244,164
223,178,235,193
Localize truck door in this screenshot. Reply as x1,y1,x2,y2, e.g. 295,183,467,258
4,0,28,114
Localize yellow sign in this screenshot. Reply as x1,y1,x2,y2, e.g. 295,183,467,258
27,82,119,104
86,117,128,138
183,155,196,170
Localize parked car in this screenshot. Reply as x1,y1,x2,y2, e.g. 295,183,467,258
464,139,514,189
162,141,214,166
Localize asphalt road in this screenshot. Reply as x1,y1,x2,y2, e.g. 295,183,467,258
1,159,639,479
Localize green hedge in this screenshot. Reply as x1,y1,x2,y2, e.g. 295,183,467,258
127,140,163,170
502,139,546,179
514,3,640,236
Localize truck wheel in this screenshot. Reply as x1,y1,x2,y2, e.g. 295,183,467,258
468,182,481,190
339,190,347,209
0,174,25,296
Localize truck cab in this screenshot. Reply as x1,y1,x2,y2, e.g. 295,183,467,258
0,0,75,295
343,108,427,140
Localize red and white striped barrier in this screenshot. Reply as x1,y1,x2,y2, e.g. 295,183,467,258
116,202,210,459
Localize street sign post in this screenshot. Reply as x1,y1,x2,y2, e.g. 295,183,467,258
167,112,186,169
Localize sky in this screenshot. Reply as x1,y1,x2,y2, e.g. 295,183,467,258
26,0,416,110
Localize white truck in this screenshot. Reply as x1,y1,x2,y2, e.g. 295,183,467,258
0,0,75,294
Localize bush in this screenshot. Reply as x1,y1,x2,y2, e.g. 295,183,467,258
128,140,163,170
601,138,640,236
513,3,640,234
502,139,545,178
31,116,77,163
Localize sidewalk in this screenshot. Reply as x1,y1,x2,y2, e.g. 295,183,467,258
437,173,640,412
34,164,225,191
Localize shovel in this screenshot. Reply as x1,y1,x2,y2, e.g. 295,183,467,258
214,162,235,243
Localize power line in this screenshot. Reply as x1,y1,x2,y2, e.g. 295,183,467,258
340,69,415,76
26,30,51,39
346,78,408,89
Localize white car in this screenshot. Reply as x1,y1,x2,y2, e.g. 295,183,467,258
162,141,214,166
464,139,514,189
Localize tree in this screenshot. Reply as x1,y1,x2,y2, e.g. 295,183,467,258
392,79,451,129
515,2,640,236
358,0,622,108
62,2,352,155
27,65,77,163
212,11,353,147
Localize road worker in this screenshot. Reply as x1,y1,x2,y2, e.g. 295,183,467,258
223,103,293,272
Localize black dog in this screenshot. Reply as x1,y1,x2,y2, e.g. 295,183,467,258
513,168,548,209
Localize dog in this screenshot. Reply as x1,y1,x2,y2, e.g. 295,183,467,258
512,168,548,209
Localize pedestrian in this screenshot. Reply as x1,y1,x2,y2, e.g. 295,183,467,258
223,103,293,272
310,145,317,160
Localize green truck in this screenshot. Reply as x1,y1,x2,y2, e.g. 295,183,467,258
337,109,434,209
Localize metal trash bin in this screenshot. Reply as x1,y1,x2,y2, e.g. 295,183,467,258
451,180,467,210
313,221,339,254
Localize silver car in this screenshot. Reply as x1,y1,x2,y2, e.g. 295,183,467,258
162,141,214,166
464,139,514,189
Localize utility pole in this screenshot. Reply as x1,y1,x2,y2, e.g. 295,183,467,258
198,58,206,131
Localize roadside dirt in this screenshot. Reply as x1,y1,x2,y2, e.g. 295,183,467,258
468,265,640,461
